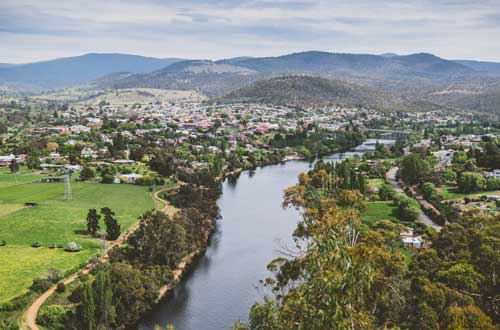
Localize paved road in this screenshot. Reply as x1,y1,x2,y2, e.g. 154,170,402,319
387,167,442,232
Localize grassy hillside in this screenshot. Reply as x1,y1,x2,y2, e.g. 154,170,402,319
0,169,154,302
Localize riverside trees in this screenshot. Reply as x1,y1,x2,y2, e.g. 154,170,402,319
240,159,498,330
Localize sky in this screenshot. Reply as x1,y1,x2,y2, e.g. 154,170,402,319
1,0,500,63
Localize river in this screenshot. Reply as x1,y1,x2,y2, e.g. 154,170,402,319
139,151,363,330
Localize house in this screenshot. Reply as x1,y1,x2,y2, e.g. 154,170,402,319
116,173,143,184
400,228,429,249
0,154,16,167
485,169,500,179
113,159,134,165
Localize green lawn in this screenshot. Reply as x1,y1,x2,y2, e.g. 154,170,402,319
438,186,500,201
367,179,385,190
362,201,400,225
0,171,154,302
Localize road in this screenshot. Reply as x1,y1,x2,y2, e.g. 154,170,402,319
387,167,442,232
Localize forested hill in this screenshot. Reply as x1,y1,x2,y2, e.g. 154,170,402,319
216,75,443,111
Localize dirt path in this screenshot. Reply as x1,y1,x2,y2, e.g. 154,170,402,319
21,185,178,330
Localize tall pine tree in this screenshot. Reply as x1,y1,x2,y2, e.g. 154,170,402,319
101,207,121,240
79,282,96,330
94,271,115,327
86,209,101,235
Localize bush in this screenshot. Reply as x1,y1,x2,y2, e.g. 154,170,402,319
0,240,6,246
101,174,115,184
48,243,56,249
378,183,396,201
421,182,437,201
486,177,500,191
31,278,52,292
65,242,82,252
56,282,66,293
36,304,66,330
47,268,63,283
31,242,42,248
458,172,486,193
393,194,420,222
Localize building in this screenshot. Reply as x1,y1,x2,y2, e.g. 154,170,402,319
0,154,16,167
400,228,429,249
116,173,143,184
485,169,500,179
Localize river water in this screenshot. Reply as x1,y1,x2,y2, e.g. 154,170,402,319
139,151,363,330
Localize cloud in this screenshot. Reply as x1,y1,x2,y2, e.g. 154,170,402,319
1,0,500,63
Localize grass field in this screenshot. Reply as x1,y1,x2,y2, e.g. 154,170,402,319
438,186,500,200
362,201,400,224
0,170,154,302
367,178,385,190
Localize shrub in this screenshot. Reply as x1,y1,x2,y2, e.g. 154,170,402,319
101,174,115,184
378,183,396,201
0,240,6,246
47,268,62,283
31,278,52,292
31,242,42,248
393,194,420,222
56,282,66,293
421,182,437,201
458,172,486,193
36,304,66,330
65,242,82,252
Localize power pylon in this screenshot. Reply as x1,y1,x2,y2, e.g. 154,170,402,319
64,170,72,202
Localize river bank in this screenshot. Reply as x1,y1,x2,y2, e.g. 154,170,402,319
139,150,369,330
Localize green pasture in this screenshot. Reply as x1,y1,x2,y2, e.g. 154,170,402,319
0,170,154,302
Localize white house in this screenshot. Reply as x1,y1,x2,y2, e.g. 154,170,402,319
485,169,500,179
116,173,143,184
400,228,428,249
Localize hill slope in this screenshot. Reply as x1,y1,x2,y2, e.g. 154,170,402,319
0,53,183,90
217,75,441,111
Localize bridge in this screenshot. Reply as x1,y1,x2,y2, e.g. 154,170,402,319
365,129,410,140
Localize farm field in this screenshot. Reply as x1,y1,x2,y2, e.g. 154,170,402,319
0,171,154,302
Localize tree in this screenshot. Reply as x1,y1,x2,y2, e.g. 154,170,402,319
80,167,95,181
101,207,121,240
94,270,115,327
437,263,484,292
421,182,437,200
26,152,41,170
458,172,486,193
378,183,395,201
441,169,457,184
443,305,494,330
400,153,430,185
78,282,96,330
9,159,19,174
86,209,100,236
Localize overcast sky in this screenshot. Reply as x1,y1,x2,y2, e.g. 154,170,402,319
1,0,500,63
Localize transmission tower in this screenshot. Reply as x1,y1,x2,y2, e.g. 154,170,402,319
64,170,72,202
